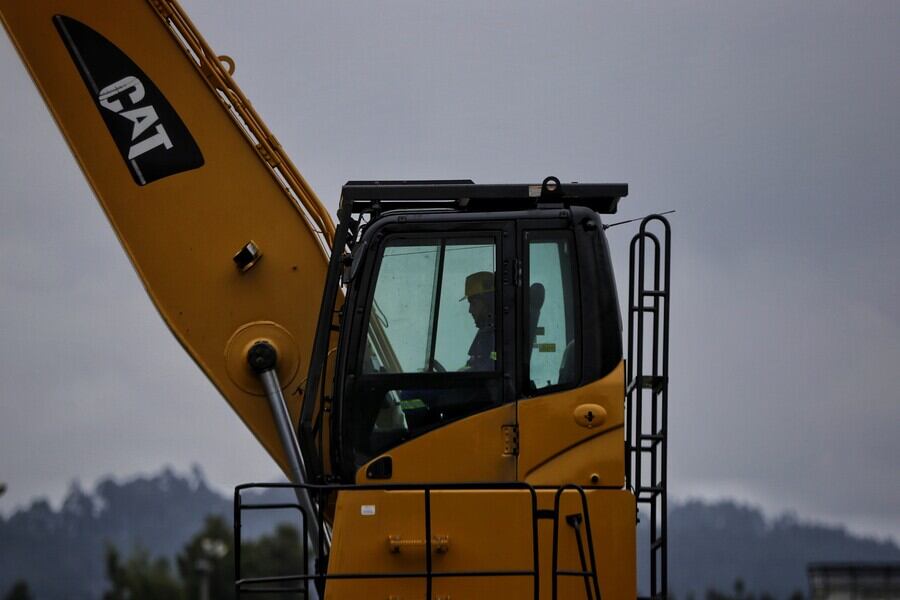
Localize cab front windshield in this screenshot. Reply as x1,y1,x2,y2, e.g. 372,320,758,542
364,237,497,374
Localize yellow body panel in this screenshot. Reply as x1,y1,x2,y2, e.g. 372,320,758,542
0,0,334,473
327,488,635,599
358,403,517,484
340,367,634,597
519,361,626,487
357,365,624,487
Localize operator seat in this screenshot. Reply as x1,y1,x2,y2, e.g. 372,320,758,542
558,340,577,385
527,282,545,367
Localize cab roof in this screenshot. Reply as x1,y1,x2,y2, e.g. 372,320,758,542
341,177,627,215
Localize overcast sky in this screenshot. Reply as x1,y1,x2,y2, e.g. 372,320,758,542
1,1,897,542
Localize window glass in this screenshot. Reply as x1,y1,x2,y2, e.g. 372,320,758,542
364,237,497,374
527,233,579,390
364,242,439,373
352,235,501,467
366,380,503,459
434,241,496,371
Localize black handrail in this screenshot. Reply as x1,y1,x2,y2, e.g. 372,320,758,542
627,215,671,600
551,484,602,600
234,481,545,599
234,495,309,597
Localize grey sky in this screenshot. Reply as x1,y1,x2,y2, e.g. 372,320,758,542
1,1,897,542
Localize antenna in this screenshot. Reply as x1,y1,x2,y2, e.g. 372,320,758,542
604,210,675,230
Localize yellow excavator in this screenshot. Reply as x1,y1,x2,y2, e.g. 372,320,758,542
1,2,671,598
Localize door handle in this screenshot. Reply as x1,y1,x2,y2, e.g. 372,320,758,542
388,535,450,554
573,404,607,428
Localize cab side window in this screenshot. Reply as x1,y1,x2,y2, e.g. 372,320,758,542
526,231,579,392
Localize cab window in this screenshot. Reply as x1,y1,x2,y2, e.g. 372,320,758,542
526,231,579,392
349,235,502,467
364,237,498,373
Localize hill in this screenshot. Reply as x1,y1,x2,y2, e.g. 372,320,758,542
0,467,231,599
658,500,900,598
1,467,897,599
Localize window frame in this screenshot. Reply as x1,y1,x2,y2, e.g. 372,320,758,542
520,228,582,396
337,224,514,475
359,231,504,375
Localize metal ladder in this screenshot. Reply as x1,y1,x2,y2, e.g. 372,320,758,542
550,485,603,600
626,215,671,600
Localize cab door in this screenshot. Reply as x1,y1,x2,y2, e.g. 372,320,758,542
339,220,519,484
516,223,626,488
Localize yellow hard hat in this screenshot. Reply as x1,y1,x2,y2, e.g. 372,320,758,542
461,271,494,301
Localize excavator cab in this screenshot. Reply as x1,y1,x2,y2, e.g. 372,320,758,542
302,178,627,489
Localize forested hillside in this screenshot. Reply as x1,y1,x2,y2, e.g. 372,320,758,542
2,468,897,599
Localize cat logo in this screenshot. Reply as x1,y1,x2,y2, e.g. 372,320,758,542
53,15,203,186
98,76,173,160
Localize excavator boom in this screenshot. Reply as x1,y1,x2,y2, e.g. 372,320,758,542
0,0,333,473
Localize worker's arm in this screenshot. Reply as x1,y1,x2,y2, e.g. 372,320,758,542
0,0,334,474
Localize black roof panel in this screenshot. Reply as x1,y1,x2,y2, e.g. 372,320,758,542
341,177,627,215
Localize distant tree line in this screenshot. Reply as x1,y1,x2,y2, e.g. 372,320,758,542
4,468,897,598
4,568,808,600
100,515,303,600
1,514,305,600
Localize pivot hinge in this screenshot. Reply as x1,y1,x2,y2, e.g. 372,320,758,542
502,424,519,456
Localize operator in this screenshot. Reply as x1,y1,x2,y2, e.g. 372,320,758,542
461,271,496,371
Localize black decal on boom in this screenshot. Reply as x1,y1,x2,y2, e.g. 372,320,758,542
53,15,203,186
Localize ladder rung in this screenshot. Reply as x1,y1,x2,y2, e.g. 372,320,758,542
637,486,664,500
638,485,664,492
639,375,665,391
639,436,664,450
626,376,666,395
641,290,666,297
651,537,665,550
631,305,658,313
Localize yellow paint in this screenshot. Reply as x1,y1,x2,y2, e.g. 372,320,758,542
0,0,335,474
327,488,635,599
519,362,626,487
358,403,517,484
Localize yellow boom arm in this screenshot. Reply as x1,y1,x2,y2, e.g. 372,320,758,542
0,0,334,474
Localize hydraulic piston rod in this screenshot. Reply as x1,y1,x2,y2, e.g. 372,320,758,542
247,341,329,593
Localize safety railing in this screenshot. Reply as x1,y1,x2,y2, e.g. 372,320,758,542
234,481,602,599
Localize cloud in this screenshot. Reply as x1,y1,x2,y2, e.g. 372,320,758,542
1,0,897,542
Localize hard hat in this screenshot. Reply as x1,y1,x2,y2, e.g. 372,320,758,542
461,271,494,301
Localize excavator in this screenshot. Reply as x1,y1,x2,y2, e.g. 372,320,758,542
1,2,671,599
